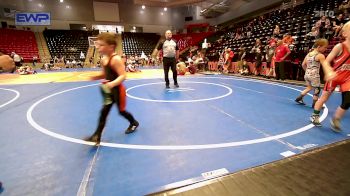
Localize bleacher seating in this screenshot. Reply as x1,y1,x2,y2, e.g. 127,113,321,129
172,32,214,52
206,0,346,61
43,30,91,60
0,28,39,62
122,32,160,56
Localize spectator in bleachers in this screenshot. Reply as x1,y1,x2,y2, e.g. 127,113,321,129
89,57,94,66
268,36,278,46
147,54,152,66
251,39,263,76
223,48,234,74
307,27,319,38
236,46,245,73
265,42,276,79
134,55,140,66
283,34,295,80
258,15,265,25
273,25,280,38
65,59,71,68
339,1,350,13
246,30,252,38
246,24,253,38
315,16,331,38
12,52,21,68
49,57,54,65
216,48,225,72
32,56,38,67
234,29,242,40
80,51,85,60
283,34,295,45
241,61,249,75
333,14,346,37
72,59,77,68
126,62,140,72
274,40,291,81
62,56,66,66
290,46,301,80
77,60,84,68
54,56,59,64
177,58,187,75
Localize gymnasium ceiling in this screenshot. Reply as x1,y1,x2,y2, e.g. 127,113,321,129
133,0,249,18
0,0,253,20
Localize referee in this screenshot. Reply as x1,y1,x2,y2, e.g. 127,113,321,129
156,30,179,88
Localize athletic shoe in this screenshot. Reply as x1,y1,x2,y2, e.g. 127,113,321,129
295,98,306,105
125,120,139,134
166,84,170,89
310,114,322,127
174,83,179,88
84,134,101,145
330,118,342,133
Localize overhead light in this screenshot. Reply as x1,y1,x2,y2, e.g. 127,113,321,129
38,3,43,7
60,0,64,3
142,5,145,9
66,5,70,9
161,12,164,15
133,26,136,29
164,7,167,11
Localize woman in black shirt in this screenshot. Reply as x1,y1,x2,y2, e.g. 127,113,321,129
333,14,345,37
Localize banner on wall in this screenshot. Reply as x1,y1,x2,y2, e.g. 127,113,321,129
15,12,51,26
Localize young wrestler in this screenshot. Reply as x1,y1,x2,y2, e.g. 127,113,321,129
295,39,329,108
311,22,350,132
85,33,139,144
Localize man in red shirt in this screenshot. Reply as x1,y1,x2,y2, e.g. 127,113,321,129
224,48,234,73
274,40,291,80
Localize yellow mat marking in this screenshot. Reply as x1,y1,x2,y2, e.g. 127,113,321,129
0,69,196,85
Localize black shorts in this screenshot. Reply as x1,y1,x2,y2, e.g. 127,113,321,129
266,61,272,68
255,61,262,68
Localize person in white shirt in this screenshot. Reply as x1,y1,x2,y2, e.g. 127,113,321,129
156,30,180,88
13,53,21,68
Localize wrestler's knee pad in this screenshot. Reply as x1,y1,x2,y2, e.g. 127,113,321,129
340,91,350,110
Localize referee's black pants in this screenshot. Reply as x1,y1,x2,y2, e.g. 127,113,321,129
163,57,178,85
